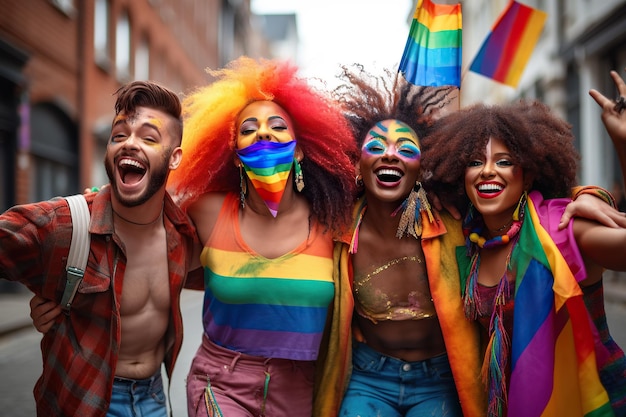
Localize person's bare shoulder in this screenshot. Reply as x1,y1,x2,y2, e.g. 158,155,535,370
187,192,228,245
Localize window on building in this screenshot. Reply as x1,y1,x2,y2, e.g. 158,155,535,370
135,35,150,80
94,0,110,69
116,11,131,81
29,103,78,201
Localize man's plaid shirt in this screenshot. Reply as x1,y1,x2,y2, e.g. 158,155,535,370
0,187,200,416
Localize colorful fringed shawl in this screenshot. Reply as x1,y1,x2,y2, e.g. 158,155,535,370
420,209,486,417
460,191,614,417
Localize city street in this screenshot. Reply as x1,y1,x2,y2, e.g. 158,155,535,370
1,289,626,416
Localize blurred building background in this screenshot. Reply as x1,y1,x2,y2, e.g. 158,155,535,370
0,0,297,212
461,0,626,195
0,0,297,293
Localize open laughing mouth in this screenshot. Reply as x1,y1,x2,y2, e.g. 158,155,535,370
376,168,403,184
476,182,504,198
118,157,147,185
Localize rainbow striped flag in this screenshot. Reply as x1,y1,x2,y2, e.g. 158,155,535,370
398,0,462,88
469,1,547,88
505,192,614,417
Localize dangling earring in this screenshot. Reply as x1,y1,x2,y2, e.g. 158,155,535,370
294,158,305,192
239,165,247,208
394,182,434,239
355,174,364,188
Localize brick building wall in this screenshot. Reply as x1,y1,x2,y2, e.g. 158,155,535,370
0,0,238,207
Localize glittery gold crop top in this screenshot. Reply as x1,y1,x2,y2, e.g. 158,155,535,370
353,255,436,323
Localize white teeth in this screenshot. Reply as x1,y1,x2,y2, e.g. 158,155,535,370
377,169,403,177
478,183,503,192
119,158,144,169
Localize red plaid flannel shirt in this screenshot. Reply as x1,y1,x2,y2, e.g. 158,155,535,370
0,187,201,416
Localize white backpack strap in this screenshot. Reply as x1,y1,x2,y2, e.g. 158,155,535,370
61,194,91,313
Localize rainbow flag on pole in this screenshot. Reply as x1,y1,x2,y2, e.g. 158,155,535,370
468,1,547,88
398,0,462,88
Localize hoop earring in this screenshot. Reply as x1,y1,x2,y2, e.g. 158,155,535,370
294,159,305,192
239,165,247,208
355,174,364,188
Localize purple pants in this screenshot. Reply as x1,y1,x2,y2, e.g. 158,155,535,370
186,334,316,417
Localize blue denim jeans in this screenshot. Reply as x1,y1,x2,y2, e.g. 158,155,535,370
339,342,463,417
107,371,167,417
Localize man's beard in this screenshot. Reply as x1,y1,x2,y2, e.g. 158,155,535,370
105,155,169,207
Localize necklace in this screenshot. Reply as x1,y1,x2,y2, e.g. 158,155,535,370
490,218,513,233
113,206,163,226
468,219,521,249
467,193,526,249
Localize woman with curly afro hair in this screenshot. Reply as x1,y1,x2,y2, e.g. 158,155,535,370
167,57,358,417
329,64,485,417
421,99,626,417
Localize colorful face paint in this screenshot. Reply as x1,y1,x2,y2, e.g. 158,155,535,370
109,112,167,150
361,120,421,161
236,140,296,217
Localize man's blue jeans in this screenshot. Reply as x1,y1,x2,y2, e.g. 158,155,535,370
339,342,463,417
107,371,167,417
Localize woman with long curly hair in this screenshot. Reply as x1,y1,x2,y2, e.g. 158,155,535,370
421,99,626,417
167,57,357,417
330,64,485,417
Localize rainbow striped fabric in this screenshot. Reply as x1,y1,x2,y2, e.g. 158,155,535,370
200,193,335,361
506,192,614,417
237,141,295,217
398,0,462,87
469,1,547,88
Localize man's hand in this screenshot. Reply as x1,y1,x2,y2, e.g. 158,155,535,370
559,193,626,229
30,294,62,334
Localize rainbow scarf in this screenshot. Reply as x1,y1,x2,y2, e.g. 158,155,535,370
505,193,614,416
236,140,296,217
399,0,462,87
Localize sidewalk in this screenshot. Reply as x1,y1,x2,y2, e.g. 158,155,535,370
0,290,35,338
1,275,626,339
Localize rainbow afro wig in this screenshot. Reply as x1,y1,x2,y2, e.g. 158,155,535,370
168,56,358,232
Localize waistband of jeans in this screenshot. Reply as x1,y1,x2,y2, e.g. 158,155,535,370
353,341,450,366
113,370,162,386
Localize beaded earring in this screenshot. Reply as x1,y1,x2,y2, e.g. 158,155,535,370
239,165,247,208
294,158,304,192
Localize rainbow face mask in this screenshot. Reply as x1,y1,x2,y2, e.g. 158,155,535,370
236,140,296,217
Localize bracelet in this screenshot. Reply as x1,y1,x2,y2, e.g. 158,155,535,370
571,185,617,208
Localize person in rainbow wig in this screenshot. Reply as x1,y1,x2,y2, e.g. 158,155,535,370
421,98,626,417
166,56,357,417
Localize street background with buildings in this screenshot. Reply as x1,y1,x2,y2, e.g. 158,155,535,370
0,0,626,415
